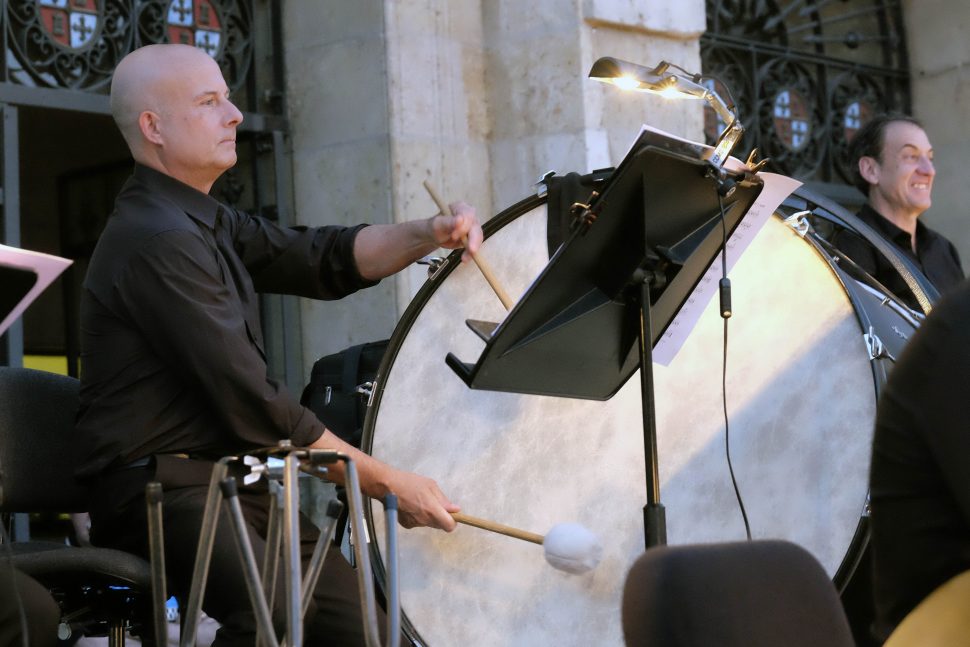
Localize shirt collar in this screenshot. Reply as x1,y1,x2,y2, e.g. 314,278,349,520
133,163,223,230
858,202,932,250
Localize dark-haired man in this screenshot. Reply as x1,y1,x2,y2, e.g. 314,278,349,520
833,114,963,309
76,43,481,645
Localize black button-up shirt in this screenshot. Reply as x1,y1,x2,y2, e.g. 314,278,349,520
833,203,964,309
75,164,376,478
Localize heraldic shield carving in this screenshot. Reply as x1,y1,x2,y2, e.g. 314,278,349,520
6,0,250,92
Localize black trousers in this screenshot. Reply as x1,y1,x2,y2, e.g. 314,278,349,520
89,462,391,646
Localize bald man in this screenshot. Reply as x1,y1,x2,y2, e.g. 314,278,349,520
75,44,481,645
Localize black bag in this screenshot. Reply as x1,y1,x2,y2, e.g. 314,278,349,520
300,340,389,448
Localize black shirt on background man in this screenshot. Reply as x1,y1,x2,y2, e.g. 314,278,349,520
832,203,963,309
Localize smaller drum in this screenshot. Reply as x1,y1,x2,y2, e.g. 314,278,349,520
362,190,919,646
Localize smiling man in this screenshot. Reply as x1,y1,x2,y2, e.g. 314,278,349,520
833,114,964,308
76,44,482,645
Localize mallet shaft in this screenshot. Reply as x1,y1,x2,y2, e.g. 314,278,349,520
451,512,544,545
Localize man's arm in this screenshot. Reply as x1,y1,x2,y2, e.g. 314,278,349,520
121,229,459,531
353,202,483,280
309,429,459,531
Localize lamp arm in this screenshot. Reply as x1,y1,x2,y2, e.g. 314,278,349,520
698,85,744,169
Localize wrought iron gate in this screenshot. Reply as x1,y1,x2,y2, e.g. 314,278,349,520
702,0,910,198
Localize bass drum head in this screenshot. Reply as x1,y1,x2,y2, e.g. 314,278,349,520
363,195,896,646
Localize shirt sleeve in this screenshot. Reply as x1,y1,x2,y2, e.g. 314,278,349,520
116,228,325,449
224,208,379,298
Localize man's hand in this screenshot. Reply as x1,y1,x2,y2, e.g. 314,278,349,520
352,200,484,279
430,201,483,263
310,429,459,531
382,466,460,531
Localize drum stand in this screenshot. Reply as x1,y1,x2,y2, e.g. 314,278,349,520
168,443,400,647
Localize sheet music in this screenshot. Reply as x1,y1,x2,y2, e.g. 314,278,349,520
0,244,72,336
652,170,802,365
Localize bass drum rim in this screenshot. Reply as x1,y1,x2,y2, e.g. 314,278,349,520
360,192,547,646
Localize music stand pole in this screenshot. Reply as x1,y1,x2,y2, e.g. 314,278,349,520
635,273,666,548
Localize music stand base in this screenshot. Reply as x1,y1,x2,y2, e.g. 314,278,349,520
644,503,667,548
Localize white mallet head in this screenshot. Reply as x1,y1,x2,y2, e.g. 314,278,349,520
543,522,603,574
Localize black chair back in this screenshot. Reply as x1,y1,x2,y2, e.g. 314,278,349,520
622,540,855,647
0,367,87,512
0,366,155,646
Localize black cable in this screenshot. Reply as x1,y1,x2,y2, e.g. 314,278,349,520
0,515,30,647
717,191,752,541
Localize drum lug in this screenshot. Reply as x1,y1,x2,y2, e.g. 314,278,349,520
864,326,896,362
534,169,556,197
356,381,376,407
783,210,812,237
416,255,447,279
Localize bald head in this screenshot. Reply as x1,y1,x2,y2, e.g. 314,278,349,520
110,44,220,155
108,44,243,193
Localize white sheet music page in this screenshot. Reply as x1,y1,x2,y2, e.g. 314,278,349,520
0,244,72,336
631,125,802,366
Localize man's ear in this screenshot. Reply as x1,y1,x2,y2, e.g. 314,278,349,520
138,111,163,146
858,155,880,186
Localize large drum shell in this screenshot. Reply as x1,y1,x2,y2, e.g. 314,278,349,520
362,194,908,646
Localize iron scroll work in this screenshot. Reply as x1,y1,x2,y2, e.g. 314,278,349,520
702,0,911,188
6,0,252,93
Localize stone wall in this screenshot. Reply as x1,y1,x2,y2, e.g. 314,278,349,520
904,0,970,260
285,0,709,366
283,0,397,361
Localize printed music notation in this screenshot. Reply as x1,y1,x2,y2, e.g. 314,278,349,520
651,168,802,366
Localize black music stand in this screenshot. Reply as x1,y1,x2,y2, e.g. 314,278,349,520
446,130,764,548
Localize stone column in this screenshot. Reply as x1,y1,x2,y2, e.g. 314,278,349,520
284,0,398,361
904,0,970,259
484,0,708,207
383,0,493,312
285,0,492,363
284,0,709,368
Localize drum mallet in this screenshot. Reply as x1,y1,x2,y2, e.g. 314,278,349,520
422,179,515,311
452,512,603,575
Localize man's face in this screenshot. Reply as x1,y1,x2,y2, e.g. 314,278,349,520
865,120,935,219
155,52,243,186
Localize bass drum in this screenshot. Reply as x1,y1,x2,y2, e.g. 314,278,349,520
362,191,918,646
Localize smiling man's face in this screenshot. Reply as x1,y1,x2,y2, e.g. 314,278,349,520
863,120,935,222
